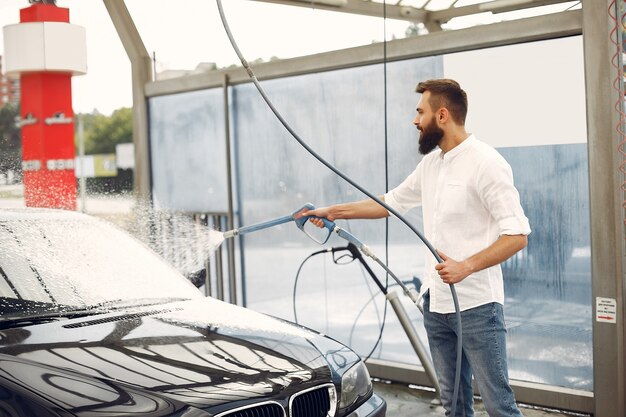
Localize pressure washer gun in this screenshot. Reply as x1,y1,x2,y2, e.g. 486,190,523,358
222,203,421,305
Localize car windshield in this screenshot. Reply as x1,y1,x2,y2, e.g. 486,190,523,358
0,212,202,320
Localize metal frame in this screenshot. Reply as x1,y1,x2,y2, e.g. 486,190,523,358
103,0,152,207
250,0,575,32
223,74,237,305
365,359,594,413
105,1,626,414
145,10,582,97
583,1,626,415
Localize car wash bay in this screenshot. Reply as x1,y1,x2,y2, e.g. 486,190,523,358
104,1,624,415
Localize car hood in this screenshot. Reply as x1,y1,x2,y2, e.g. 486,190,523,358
0,297,359,414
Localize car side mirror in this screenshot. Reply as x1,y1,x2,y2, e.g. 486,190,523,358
186,269,206,288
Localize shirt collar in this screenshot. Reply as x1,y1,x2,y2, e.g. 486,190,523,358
440,134,475,161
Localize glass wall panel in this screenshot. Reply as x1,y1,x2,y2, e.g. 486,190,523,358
500,143,591,390
443,36,591,390
230,57,441,369
149,90,233,286
150,89,228,213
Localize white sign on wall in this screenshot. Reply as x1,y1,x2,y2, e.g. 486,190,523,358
596,297,617,324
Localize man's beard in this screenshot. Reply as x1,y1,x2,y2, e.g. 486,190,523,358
418,118,444,155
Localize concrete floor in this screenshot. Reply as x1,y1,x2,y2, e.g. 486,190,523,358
373,380,585,417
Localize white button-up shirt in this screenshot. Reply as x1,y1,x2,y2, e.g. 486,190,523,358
384,135,531,313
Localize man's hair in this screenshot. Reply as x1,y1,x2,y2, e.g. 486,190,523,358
416,79,468,125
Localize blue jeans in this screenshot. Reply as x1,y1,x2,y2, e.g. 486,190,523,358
423,293,524,417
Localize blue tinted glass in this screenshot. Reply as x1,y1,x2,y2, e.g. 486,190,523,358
150,89,228,212
500,144,591,390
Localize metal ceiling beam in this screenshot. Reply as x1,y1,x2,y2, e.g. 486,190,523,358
249,0,427,23
429,0,575,24
251,0,575,32
145,9,581,98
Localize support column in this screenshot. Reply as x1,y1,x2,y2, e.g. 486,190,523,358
582,1,626,415
103,0,152,207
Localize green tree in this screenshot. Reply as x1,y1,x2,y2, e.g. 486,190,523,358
76,107,132,155
405,23,426,38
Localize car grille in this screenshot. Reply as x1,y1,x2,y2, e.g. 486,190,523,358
221,402,285,417
291,385,331,417
217,385,334,417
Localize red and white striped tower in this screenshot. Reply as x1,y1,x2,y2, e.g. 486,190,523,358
3,1,86,209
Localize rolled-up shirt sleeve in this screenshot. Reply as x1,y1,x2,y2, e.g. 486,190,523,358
476,155,531,236
384,164,423,215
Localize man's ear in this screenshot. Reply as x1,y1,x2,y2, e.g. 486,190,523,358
438,108,449,123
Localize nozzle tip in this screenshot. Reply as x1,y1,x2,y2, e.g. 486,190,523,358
223,229,238,239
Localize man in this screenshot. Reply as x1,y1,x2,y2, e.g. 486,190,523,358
301,79,530,417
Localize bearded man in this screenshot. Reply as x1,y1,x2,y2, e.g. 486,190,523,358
302,79,531,417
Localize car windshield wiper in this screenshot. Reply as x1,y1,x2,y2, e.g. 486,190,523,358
87,297,192,311
0,307,107,330
0,298,192,330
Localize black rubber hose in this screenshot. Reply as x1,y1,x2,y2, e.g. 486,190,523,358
292,248,329,324
291,246,387,363
214,2,462,415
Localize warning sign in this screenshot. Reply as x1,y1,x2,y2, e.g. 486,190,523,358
596,297,617,323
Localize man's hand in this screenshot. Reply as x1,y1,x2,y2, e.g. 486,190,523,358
296,207,334,228
294,198,389,228
435,250,472,284
434,234,527,284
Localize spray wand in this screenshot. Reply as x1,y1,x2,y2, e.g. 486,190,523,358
222,203,420,305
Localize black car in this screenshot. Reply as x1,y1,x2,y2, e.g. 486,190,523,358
0,208,386,417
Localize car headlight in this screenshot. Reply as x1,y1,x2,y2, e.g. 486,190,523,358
339,361,372,410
